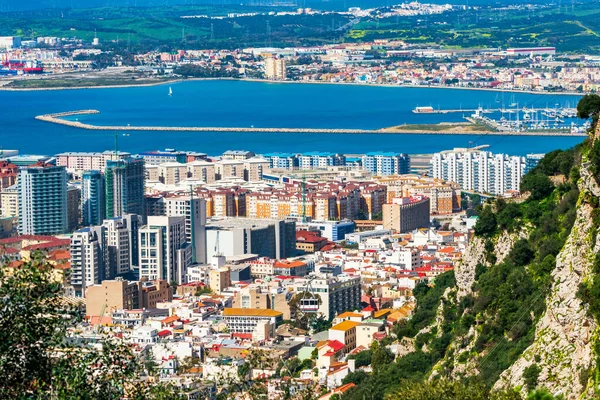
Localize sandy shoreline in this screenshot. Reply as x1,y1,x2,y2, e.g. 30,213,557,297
0,76,584,96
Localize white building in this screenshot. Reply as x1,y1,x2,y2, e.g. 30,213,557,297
429,148,539,195
294,274,361,320
162,196,207,264
139,216,192,284
70,227,103,297
56,151,130,175
0,36,21,49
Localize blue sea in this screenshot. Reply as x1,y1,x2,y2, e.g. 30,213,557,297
0,80,585,156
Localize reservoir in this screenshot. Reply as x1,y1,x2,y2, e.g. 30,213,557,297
1,80,585,156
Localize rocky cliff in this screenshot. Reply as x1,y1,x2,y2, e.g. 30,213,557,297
494,163,600,399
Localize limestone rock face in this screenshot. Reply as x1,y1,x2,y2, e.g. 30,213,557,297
455,230,528,299
494,166,600,399
455,236,486,299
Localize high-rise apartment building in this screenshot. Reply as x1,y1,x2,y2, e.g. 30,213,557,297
362,152,410,176
18,162,68,235
82,170,105,226
139,216,192,285
105,157,145,219
429,148,543,195
264,57,286,80
383,196,431,233
162,196,207,264
102,214,142,276
70,227,104,296
67,185,81,232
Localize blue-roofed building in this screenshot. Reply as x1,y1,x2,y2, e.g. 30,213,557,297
139,149,187,166
299,152,346,170
263,153,299,170
361,152,410,175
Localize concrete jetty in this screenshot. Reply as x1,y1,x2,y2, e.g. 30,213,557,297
35,110,588,137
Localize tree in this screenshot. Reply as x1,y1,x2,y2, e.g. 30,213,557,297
521,173,554,201
576,93,600,130
474,205,497,237
0,253,181,399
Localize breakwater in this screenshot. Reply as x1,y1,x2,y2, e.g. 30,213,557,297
35,110,588,137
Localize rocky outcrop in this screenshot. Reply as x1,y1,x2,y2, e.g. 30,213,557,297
455,236,486,299
455,229,529,299
494,165,600,399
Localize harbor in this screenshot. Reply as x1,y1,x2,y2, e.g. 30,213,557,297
413,104,587,135
36,110,587,137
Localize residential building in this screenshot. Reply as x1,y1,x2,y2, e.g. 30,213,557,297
71,227,104,296
329,321,361,354
162,195,207,264
294,274,361,319
0,161,18,190
67,185,81,231
139,149,187,166
430,148,541,195
56,151,130,174
209,266,231,294
243,158,269,182
264,57,287,80
302,220,355,242
383,196,430,233
206,218,296,260
186,160,216,184
263,153,299,170
361,152,410,175
85,278,142,317
356,320,386,349
222,150,256,160
18,162,68,235
139,216,192,284
81,170,105,226
1,184,18,218
232,286,291,319
221,308,283,339
105,157,145,218
102,214,142,276
299,152,346,170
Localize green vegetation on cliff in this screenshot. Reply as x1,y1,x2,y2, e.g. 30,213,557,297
344,128,589,399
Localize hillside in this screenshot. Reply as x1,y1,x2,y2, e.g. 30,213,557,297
342,95,600,399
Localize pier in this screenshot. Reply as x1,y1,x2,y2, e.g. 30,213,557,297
35,110,587,137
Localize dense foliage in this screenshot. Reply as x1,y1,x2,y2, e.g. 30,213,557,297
0,254,183,399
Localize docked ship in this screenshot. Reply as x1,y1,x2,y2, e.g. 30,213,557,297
1,59,44,74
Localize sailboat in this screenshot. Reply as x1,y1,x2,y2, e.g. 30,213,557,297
509,93,517,107
168,87,173,96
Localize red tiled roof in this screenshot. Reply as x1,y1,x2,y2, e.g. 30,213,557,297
158,329,172,337
327,340,345,352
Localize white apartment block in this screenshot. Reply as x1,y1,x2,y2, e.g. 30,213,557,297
430,148,532,195
56,151,131,174
294,274,361,320
139,216,192,285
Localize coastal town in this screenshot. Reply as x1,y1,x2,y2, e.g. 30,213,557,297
1,1,599,398
2,27,600,94
0,143,543,398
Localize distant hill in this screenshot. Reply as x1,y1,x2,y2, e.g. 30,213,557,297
0,0,550,12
